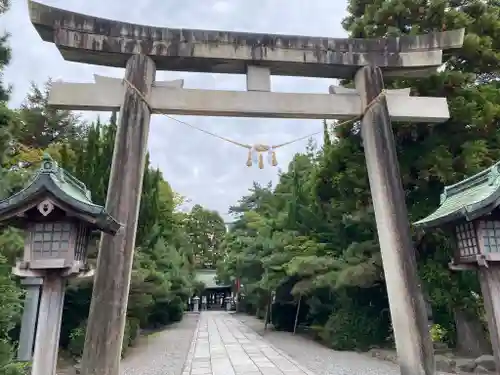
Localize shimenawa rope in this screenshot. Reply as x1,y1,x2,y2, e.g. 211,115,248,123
122,78,386,169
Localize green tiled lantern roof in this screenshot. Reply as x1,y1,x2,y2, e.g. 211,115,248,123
0,154,120,234
414,161,500,228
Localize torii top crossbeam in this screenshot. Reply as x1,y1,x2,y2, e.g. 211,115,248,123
28,1,464,79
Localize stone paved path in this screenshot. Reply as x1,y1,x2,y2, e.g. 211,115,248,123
237,314,455,375
182,311,316,375
120,313,199,375
64,311,455,375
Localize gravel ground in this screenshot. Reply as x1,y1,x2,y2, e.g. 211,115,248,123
237,313,452,375
120,313,199,375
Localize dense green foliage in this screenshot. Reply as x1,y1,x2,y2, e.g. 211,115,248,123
0,95,227,366
184,204,226,268
1,0,499,371
218,0,500,351
0,2,30,374
0,3,225,370
53,116,196,357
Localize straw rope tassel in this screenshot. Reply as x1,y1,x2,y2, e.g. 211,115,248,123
258,153,264,169
271,148,278,166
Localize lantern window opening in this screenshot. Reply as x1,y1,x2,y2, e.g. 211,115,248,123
75,224,89,261
455,222,478,257
31,222,71,260
480,220,500,253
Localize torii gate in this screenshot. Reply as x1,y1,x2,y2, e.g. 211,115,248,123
27,2,464,375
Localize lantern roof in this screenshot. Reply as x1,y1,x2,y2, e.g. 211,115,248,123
0,154,120,234
414,161,500,229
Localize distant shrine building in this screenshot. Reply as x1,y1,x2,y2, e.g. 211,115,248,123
194,269,233,310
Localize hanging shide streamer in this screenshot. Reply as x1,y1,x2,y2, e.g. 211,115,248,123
122,78,387,169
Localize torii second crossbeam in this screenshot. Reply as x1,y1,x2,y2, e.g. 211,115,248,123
48,75,449,122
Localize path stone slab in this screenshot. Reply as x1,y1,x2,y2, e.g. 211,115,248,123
182,311,314,375
120,313,199,375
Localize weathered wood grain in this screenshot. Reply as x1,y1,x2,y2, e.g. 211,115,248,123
355,65,435,375
79,54,155,375
28,1,465,78
17,277,42,362
31,275,66,375
47,79,451,122
479,266,500,372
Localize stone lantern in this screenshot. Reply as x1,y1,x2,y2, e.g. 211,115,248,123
225,296,232,311
0,155,119,277
415,161,500,370
192,296,200,313
0,154,119,375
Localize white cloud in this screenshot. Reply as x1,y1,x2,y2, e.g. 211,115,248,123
192,166,200,179
2,0,349,220
211,1,233,14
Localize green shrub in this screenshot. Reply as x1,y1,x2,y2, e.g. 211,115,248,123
167,298,184,322
147,301,170,328
430,323,447,342
271,302,307,332
60,279,93,348
319,304,391,351
239,299,256,315
127,317,141,347
68,325,86,357
121,318,132,357
68,318,140,358
0,360,30,375
0,338,29,375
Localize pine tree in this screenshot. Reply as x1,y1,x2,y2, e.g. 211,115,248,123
336,0,500,347
0,3,28,372
0,0,11,103
0,0,12,165
15,81,84,148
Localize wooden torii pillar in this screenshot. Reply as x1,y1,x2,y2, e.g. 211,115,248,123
27,2,464,374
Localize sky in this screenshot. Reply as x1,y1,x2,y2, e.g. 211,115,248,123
2,0,349,220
